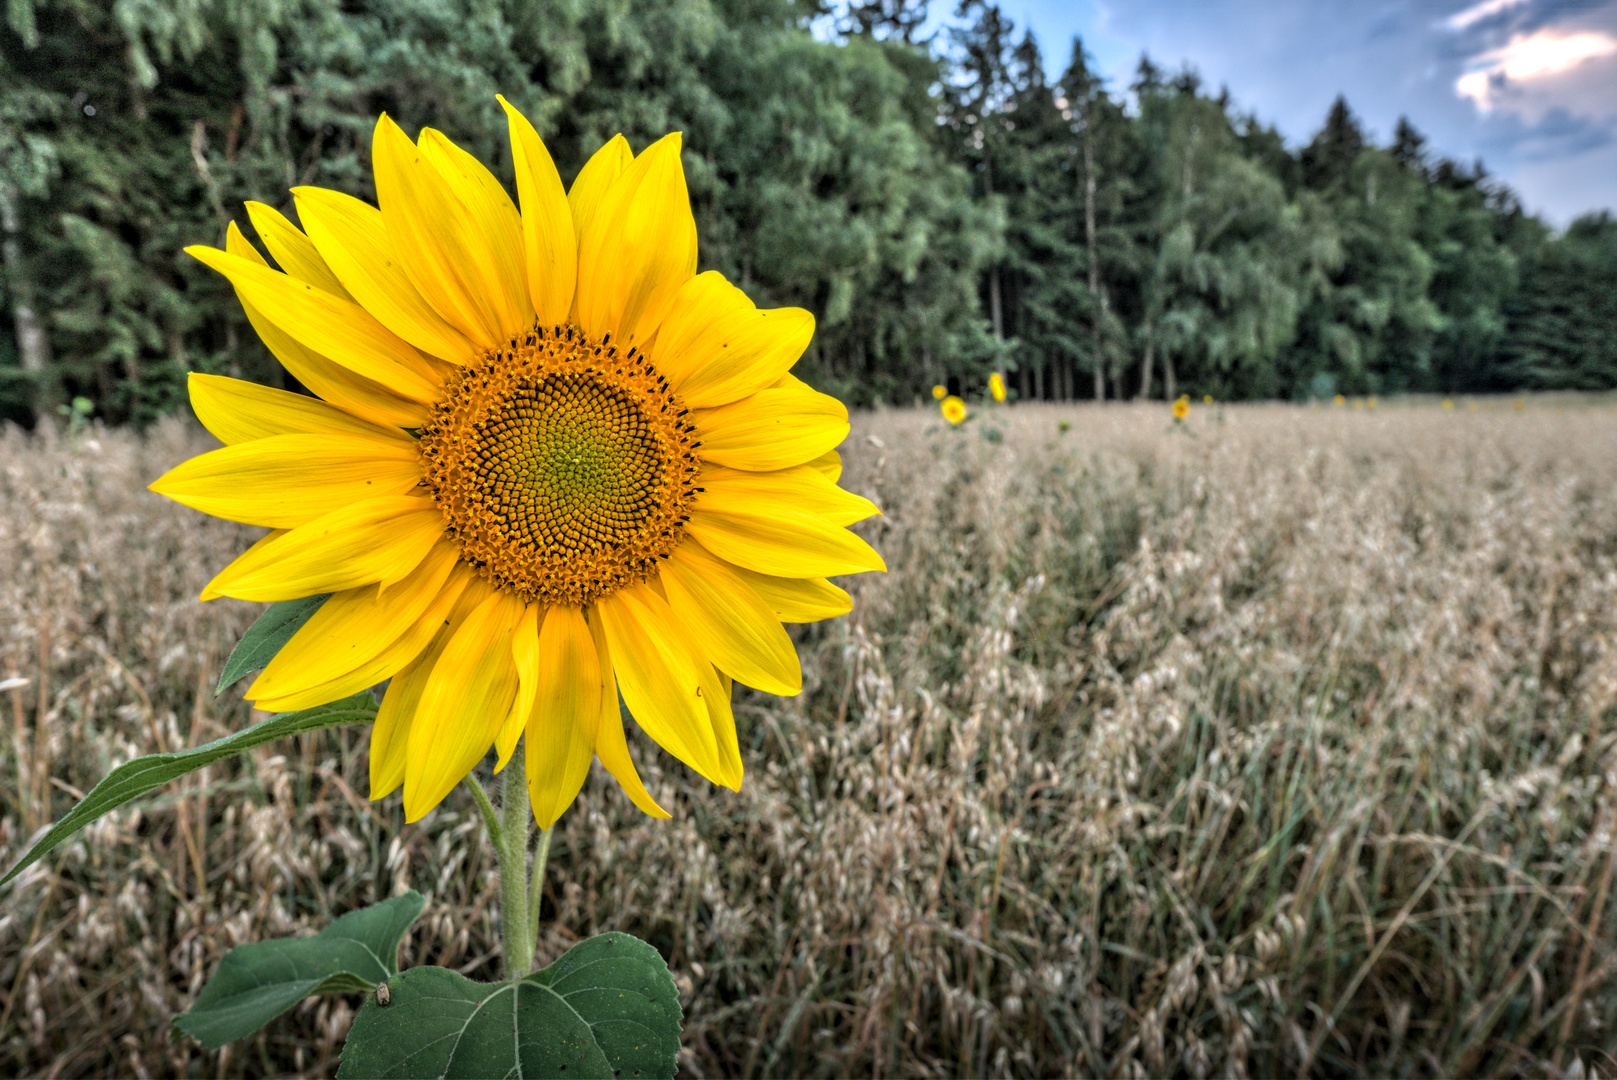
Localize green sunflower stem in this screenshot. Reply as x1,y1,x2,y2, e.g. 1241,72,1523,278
497,749,533,979
528,825,553,954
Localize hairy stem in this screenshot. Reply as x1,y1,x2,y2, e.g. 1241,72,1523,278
497,751,532,978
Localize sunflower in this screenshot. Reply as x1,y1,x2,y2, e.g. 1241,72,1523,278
940,395,967,425
1171,397,1189,421
153,100,884,827
931,384,946,400
988,372,1006,403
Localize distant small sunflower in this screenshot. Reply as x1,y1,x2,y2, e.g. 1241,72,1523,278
1202,394,1213,404
989,372,1006,403
941,396,967,425
1333,394,1346,407
932,384,946,400
1367,396,1379,410
1172,397,1190,421
154,99,884,829
1442,398,1455,411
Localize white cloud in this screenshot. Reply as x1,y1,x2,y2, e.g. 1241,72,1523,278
1456,30,1617,110
1444,0,1530,33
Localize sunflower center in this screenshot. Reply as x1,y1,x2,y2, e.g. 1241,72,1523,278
419,325,700,606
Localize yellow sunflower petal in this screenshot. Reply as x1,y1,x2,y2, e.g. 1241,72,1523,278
292,186,480,364
403,589,525,821
150,432,424,528
187,372,408,446
685,503,885,579
251,566,472,714
660,541,801,696
524,605,599,829
574,132,696,347
806,449,841,483
187,244,443,403
224,224,428,428
586,606,669,819
417,127,532,336
498,96,577,328
701,462,879,527
692,381,849,472
653,272,815,408
244,201,354,300
246,540,462,704
596,581,724,783
201,496,443,602
495,602,541,771
566,134,632,249
728,567,852,623
696,662,742,791
372,115,521,350
370,575,493,799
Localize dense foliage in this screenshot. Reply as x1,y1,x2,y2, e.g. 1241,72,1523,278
0,0,1610,425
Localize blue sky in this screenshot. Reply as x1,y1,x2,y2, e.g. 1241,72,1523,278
912,0,1617,225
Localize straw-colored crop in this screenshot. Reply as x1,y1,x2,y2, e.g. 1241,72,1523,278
3,399,1615,1077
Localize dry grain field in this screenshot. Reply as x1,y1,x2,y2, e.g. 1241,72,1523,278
2,399,1616,1078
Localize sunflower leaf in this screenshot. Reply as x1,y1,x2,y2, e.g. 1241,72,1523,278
0,692,376,888
216,594,329,695
175,891,426,1049
336,932,682,1080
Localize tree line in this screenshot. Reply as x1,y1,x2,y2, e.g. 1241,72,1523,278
0,0,1612,426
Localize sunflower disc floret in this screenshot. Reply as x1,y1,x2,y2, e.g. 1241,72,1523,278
419,325,701,607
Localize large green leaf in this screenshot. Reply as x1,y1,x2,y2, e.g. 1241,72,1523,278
216,594,328,695
0,692,376,888
337,932,682,1080
175,891,426,1049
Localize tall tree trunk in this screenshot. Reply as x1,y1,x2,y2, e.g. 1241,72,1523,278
1163,351,1176,402
1083,125,1104,402
1033,359,1043,402
985,156,1005,391
1139,338,1154,400
0,183,53,425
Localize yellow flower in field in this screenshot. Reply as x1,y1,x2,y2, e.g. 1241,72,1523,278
152,101,884,827
1442,398,1454,410
1367,396,1379,410
1202,394,1213,404
932,384,946,400
1514,398,1525,411
989,372,1006,402
1172,397,1190,420
941,395,967,424
1333,394,1346,407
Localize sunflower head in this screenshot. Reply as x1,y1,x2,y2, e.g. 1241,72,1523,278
1333,394,1347,407
1202,394,1213,404
941,395,967,425
1172,398,1190,421
931,384,946,400
988,372,1006,403
155,99,885,828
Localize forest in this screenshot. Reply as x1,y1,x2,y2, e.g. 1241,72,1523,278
1,0,1614,426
